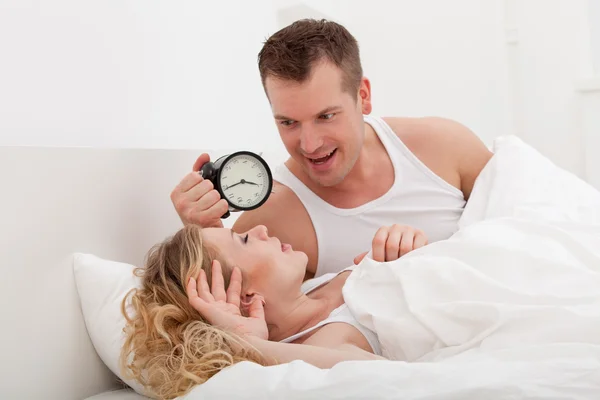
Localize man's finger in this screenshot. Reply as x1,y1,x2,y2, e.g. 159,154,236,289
199,199,229,223
193,153,211,172
175,171,204,194
186,179,214,203
354,251,368,265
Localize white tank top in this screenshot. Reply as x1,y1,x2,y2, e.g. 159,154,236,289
279,265,382,356
272,115,466,277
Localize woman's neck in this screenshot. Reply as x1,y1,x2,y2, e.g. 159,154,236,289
267,270,352,342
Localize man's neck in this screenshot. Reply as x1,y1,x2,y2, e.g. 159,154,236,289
287,121,394,209
331,124,381,193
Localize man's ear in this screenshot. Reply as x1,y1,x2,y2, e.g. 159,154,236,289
359,77,372,114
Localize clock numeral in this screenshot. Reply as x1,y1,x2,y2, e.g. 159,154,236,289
237,197,243,202
257,173,263,177
222,175,228,180
242,160,248,163
225,166,231,171
233,160,239,164
254,192,259,197
251,164,256,168
228,193,234,199
246,199,251,203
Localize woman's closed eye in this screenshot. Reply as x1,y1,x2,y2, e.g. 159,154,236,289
244,234,248,244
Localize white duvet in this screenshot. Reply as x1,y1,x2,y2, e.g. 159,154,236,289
183,136,600,399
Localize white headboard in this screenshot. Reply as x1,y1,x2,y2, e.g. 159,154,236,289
0,146,285,399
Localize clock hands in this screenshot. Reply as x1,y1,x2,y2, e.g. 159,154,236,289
224,181,242,190
223,178,260,191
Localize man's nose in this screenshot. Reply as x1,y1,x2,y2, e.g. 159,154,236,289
300,126,323,155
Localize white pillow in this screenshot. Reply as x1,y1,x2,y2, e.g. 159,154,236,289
72,253,148,397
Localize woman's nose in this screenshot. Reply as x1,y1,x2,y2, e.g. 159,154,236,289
251,225,269,240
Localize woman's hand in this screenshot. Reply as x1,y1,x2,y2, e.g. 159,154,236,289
354,224,428,264
186,260,268,340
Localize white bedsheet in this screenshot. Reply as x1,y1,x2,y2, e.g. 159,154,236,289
182,136,600,399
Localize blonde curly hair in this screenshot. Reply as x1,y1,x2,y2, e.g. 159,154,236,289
120,224,266,399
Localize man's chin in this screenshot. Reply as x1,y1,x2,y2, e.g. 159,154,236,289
307,171,345,188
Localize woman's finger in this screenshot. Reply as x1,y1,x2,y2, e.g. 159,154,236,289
386,225,403,261
399,230,415,257
211,260,227,302
186,277,209,313
198,269,214,302
371,226,389,262
353,251,368,265
413,231,428,250
248,295,266,321
226,267,242,308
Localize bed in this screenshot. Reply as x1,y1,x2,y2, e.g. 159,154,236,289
2,138,600,400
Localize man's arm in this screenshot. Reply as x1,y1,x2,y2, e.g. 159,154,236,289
232,181,320,277
448,120,493,200
386,116,493,201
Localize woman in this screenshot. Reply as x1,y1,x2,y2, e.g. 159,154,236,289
120,223,389,399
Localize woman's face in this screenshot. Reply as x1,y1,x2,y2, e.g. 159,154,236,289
201,225,308,308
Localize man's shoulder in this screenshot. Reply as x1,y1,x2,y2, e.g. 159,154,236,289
382,116,479,146
231,179,308,232
380,115,493,199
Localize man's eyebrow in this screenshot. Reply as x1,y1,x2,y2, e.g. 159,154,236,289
274,105,342,121
317,105,342,115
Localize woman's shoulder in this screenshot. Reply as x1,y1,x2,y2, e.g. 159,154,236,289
298,311,377,355
301,265,357,294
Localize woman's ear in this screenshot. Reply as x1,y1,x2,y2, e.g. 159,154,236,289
240,292,266,316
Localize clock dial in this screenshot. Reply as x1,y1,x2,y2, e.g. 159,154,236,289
219,154,271,209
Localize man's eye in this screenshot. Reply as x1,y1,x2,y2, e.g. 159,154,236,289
280,120,295,126
320,113,334,120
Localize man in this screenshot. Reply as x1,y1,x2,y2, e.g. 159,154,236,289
171,19,492,279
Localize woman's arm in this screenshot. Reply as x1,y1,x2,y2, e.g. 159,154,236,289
245,335,384,369
186,263,385,368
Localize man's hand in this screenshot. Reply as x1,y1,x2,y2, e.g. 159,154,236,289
170,153,229,228
354,224,428,264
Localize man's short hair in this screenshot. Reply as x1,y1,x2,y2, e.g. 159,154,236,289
257,18,363,97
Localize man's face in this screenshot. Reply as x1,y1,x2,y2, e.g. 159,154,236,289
264,61,371,187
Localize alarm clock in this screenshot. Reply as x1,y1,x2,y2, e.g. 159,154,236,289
199,151,273,219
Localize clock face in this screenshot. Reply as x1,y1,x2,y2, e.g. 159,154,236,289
219,153,272,209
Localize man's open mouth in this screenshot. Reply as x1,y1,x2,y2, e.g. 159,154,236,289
307,149,337,165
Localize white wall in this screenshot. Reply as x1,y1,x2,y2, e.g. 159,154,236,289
275,0,599,183
276,0,512,148
1,1,598,185
276,0,512,147
0,0,285,154
590,0,600,74
508,0,593,177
